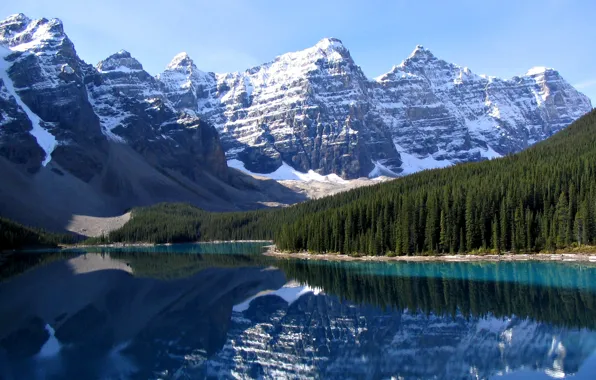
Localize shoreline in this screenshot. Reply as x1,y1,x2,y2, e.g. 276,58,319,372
264,246,596,263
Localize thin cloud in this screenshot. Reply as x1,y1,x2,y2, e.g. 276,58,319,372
574,79,596,89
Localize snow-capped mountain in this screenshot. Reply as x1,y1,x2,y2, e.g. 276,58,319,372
0,14,305,231
0,10,592,216
160,39,592,179
0,13,227,182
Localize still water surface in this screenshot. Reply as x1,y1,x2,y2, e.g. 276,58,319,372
1,243,596,379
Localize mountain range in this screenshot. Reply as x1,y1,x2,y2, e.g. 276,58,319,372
159,37,592,178
0,13,592,231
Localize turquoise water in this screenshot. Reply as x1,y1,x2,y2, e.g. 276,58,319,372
1,243,596,379
288,259,596,290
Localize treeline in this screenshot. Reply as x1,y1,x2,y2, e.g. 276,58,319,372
87,203,278,244
103,109,596,255
0,217,78,251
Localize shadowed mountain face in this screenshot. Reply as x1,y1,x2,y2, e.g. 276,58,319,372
1,249,596,379
0,14,306,232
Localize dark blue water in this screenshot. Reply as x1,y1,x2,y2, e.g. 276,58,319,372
1,243,596,379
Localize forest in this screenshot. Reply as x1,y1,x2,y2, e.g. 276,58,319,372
96,109,596,256
0,217,77,251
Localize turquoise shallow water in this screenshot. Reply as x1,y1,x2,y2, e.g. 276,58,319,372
291,259,596,290
1,243,596,379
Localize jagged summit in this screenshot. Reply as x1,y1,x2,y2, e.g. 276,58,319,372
314,37,345,50
399,44,439,67
310,37,350,60
260,36,353,68
97,50,144,72
0,13,31,25
166,52,195,70
0,13,67,53
525,66,557,76
410,44,430,55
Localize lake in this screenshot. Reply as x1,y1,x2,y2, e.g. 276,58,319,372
1,243,596,379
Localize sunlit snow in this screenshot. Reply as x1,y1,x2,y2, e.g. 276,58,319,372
227,159,347,183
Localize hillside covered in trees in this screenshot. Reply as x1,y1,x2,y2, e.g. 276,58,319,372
0,217,77,251
99,109,596,256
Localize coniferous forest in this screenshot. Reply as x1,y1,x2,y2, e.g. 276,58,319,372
98,109,596,256
0,217,76,251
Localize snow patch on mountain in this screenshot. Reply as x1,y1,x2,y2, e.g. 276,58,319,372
398,151,453,176
228,159,347,183
36,324,61,358
368,160,398,178
0,47,56,165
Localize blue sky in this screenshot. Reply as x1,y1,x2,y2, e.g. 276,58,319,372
2,0,595,103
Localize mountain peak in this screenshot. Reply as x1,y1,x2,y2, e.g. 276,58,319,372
0,14,67,53
406,44,435,60
525,66,557,76
97,50,143,72
166,52,195,70
115,50,132,58
1,13,31,25
315,37,345,50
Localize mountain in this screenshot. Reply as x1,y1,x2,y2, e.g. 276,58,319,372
160,40,592,179
0,14,304,232
100,109,596,255
0,13,592,232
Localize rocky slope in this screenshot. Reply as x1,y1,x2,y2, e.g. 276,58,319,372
0,14,304,231
160,40,592,179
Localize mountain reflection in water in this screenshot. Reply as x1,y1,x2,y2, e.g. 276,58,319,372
0,246,595,379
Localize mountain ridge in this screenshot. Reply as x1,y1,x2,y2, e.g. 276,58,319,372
158,36,592,178
1,13,591,181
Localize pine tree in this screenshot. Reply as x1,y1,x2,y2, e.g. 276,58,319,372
556,192,569,248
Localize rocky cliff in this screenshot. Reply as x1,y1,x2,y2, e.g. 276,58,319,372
160,40,592,178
